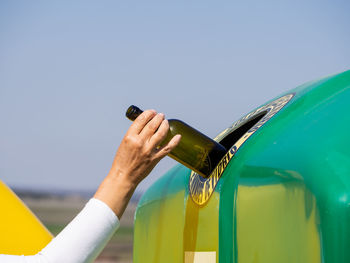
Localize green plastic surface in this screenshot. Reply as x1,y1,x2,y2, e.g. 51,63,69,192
134,70,350,263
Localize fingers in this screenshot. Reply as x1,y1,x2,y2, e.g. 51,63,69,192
148,119,169,146
126,109,181,162
139,113,165,139
154,134,181,160
128,110,156,135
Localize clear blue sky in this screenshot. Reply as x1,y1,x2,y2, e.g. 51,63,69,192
0,0,349,192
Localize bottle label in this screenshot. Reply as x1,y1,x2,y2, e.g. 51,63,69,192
189,93,295,205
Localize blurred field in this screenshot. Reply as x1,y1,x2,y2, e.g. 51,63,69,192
22,195,136,263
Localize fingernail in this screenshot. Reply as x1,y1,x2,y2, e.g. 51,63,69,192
175,134,182,141
158,113,164,118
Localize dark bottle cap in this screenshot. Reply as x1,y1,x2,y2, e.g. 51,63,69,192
126,105,143,121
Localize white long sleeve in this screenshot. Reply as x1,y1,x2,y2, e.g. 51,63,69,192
0,198,120,263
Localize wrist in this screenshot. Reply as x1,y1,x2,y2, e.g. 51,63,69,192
94,169,138,218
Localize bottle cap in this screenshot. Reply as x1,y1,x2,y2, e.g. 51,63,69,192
126,105,143,121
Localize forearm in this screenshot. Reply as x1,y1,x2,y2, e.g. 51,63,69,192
0,110,181,263
93,111,180,219
93,169,137,219
41,198,119,263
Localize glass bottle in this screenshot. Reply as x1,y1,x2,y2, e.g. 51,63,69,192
126,105,227,178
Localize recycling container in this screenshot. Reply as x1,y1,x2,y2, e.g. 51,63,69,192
133,70,350,263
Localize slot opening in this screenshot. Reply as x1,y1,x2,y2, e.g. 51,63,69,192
219,111,268,150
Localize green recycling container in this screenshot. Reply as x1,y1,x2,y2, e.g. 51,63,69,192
133,70,350,263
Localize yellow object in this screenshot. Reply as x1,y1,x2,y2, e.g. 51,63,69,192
0,180,53,255
236,181,321,263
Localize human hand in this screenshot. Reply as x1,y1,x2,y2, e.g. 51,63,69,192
110,109,181,187
94,109,181,218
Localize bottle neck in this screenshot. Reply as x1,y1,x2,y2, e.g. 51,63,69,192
126,105,143,121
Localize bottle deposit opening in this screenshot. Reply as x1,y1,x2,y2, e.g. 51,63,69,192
219,111,268,150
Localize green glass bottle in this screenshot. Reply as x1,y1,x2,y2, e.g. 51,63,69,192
126,105,227,178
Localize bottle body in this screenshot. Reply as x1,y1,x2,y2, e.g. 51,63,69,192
126,105,227,178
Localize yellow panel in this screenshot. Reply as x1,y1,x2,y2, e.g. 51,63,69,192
237,181,321,263
134,190,187,263
0,180,53,255
184,192,219,255
134,189,219,263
